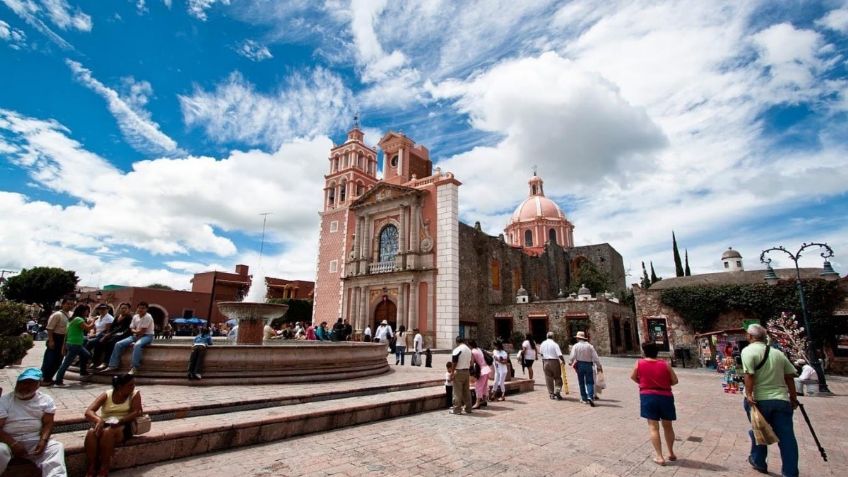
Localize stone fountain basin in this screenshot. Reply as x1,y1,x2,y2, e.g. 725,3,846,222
70,341,390,385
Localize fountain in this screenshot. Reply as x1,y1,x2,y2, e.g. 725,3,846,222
71,274,390,385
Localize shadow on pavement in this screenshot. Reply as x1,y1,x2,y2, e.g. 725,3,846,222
673,458,727,472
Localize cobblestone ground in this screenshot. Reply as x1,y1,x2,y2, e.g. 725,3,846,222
5,345,846,476
116,354,846,477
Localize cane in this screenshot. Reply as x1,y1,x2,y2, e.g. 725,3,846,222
798,403,827,462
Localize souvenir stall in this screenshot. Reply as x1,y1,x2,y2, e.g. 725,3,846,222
695,328,748,394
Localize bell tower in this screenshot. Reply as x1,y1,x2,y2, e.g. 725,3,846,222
313,118,379,322
378,132,432,185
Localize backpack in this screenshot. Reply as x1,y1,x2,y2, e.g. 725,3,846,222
483,350,494,366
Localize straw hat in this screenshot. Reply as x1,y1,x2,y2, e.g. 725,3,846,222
574,331,588,341
381,320,388,325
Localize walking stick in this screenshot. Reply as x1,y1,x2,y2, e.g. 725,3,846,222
798,403,827,462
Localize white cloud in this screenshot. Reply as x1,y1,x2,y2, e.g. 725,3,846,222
817,5,848,33
0,108,331,286
66,59,181,155
187,0,230,21
179,68,353,149
234,39,272,62
40,0,91,31
1,0,73,48
0,19,27,49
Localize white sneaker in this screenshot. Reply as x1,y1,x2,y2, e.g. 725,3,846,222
128,367,137,375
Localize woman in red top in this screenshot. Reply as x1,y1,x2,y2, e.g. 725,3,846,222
630,342,679,466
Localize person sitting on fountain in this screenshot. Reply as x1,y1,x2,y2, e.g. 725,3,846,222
305,323,317,340
316,321,330,341
263,323,279,341
332,318,345,341
188,327,213,380
83,374,142,477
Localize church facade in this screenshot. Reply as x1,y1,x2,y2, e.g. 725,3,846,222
313,126,635,353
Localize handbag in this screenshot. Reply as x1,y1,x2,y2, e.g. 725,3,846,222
132,414,152,435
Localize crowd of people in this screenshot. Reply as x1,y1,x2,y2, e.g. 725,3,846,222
3,298,811,477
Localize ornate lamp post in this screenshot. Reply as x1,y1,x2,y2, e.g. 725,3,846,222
760,242,838,393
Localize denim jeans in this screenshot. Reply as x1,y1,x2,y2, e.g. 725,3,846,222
40,334,65,382
743,398,799,477
395,346,406,365
109,334,153,369
576,361,595,401
55,344,91,383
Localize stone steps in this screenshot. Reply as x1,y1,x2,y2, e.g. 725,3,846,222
4,379,534,477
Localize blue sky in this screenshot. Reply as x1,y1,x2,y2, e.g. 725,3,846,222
1,0,847,290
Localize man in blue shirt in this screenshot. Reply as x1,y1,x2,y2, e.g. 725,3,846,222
188,327,214,380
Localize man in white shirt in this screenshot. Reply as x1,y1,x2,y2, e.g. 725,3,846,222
794,359,818,396
0,368,67,476
104,302,155,375
540,332,566,400
568,331,603,406
40,298,74,386
449,336,473,415
412,329,424,366
373,320,393,345
363,325,372,342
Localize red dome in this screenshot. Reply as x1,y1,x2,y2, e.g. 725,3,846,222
511,195,566,223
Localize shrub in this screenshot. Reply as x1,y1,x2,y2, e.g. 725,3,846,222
0,301,35,368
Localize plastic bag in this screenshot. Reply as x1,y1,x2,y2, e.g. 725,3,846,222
595,370,607,391
560,362,570,394
751,405,779,445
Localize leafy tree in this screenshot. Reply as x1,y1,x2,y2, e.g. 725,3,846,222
684,250,692,276
1,267,79,310
146,283,173,290
650,262,661,284
672,231,684,277
0,301,35,368
568,261,611,295
268,298,313,326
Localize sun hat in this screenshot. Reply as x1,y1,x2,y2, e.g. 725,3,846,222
574,331,588,341
381,320,388,325
17,368,43,382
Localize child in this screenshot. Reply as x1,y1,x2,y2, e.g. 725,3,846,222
188,327,213,380
444,362,454,408
425,348,433,368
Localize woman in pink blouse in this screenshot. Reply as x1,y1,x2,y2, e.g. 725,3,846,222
468,340,491,409
630,342,679,466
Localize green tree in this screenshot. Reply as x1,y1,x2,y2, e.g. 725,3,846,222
1,267,79,310
684,249,692,276
569,261,612,295
146,283,173,290
672,231,684,277
0,301,35,368
640,261,651,288
650,261,661,284
268,298,313,326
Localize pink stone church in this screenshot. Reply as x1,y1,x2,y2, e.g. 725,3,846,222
314,124,634,353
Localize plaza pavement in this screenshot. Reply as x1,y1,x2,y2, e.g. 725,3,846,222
3,344,847,476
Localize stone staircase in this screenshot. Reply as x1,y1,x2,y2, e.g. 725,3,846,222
5,378,534,477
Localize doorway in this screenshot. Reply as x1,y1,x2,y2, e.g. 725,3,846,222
373,298,397,331
623,321,633,351
529,317,548,344
647,318,670,352
494,318,513,344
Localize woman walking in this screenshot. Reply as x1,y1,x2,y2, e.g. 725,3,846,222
521,334,538,380
630,342,679,466
468,340,491,409
492,340,509,401
395,325,407,365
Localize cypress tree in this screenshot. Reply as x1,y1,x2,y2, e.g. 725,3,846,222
684,249,692,276
641,261,651,288
673,231,684,277
650,261,660,284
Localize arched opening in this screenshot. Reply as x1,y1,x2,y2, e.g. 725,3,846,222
147,305,168,332
373,297,397,333
524,229,533,247
549,228,557,245
356,181,364,196
340,181,347,202
327,182,336,206
378,224,399,263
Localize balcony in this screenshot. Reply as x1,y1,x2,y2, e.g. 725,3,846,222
369,261,397,274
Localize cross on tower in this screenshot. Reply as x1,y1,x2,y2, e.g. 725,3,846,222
353,112,360,129
532,165,537,176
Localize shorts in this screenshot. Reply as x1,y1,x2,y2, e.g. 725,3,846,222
524,359,535,368
640,394,676,421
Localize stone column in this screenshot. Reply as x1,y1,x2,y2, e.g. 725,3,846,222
359,287,368,331
352,216,362,274
398,205,407,269
410,200,420,269
351,286,359,326
398,283,407,331
408,279,418,331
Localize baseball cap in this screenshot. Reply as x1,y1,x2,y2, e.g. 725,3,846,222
17,368,43,382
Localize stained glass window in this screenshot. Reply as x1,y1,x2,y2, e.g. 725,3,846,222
379,225,399,262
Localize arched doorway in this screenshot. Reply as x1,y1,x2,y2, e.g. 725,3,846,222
373,298,397,331
147,305,168,333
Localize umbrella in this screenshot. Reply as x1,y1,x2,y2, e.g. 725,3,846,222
186,317,207,325
172,318,188,325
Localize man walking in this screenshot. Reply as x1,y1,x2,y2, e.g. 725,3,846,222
412,328,424,366
103,302,155,375
742,324,799,477
362,325,372,342
449,336,473,415
374,320,393,345
568,331,602,406
40,298,74,386
0,368,67,476
540,332,566,400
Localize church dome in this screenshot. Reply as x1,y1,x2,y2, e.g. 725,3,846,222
510,195,566,224
722,247,742,260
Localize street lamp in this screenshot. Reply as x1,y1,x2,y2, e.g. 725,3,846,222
760,242,838,394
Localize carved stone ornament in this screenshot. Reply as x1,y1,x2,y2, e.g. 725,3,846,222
418,212,433,253
420,237,433,253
